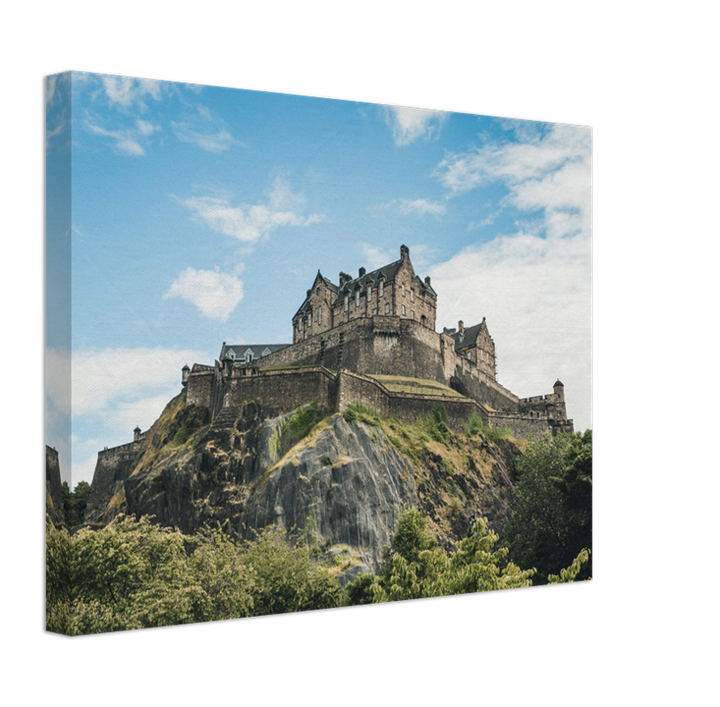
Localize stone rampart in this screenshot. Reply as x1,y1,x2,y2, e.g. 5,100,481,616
85,439,143,523
181,316,568,440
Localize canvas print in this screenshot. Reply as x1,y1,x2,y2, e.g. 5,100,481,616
45,72,592,635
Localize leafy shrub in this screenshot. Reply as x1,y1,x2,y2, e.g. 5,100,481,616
289,399,322,440
427,404,450,443
342,401,382,427
463,412,484,436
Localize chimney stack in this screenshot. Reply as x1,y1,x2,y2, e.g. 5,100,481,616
425,276,431,287
359,266,366,278
458,320,464,333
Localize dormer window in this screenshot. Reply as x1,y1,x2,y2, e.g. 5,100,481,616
368,285,372,302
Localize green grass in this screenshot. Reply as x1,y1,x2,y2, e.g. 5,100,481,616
368,374,464,397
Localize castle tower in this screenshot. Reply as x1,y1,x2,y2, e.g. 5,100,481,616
133,426,142,442
552,380,568,421
182,364,190,386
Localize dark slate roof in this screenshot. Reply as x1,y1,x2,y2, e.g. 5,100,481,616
220,343,290,360
294,271,339,318
451,322,485,351
330,259,434,307
554,379,564,387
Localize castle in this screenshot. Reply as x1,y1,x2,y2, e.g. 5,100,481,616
183,245,572,436
88,245,572,520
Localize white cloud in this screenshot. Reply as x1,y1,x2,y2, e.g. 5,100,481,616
70,346,209,418
85,118,160,156
372,198,446,216
357,243,394,269
100,75,163,110
429,123,591,431
384,105,448,146
55,346,211,484
437,124,590,189
429,230,591,433
171,105,239,152
175,178,323,244
164,267,244,322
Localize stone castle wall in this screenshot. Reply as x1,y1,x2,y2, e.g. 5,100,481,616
183,315,571,436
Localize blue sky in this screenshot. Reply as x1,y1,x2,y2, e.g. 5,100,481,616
45,71,591,488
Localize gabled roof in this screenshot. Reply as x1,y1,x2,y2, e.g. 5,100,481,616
294,271,338,319
450,320,488,351
220,343,290,360
332,259,404,306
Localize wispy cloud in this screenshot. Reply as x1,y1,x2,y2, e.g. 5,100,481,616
383,105,448,147
100,75,164,110
371,197,446,217
164,267,244,322
171,105,240,153
85,118,160,156
175,176,323,244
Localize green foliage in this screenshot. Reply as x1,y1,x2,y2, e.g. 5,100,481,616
505,430,592,584
240,527,344,616
188,524,255,621
289,398,322,439
484,424,512,441
463,412,484,436
72,516,211,634
426,404,450,443
172,418,195,446
344,572,378,605
342,401,383,427
364,509,535,603
548,549,591,584
62,480,91,527
45,518,73,634
52,514,345,634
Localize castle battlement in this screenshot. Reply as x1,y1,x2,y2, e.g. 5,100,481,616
179,245,572,439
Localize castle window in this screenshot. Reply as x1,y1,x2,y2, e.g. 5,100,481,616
344,294,349,312
298,319,302,332
410,288,414,302
373,308,377,315
368,286,372,302
379,280,384,297
356,290,360,307
401,283,405,297
402,304,406,316
385,303,390,314
317,307,322,324
410,310,414,319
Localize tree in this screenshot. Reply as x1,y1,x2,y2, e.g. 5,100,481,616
505,430,592,583
45,518,73,634
72,515,211,634
239,527,345,616
346,509,536,604
62,480,92,527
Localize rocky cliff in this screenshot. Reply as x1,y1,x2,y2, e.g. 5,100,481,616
88,392,524,574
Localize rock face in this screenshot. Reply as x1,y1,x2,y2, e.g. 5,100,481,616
89,395,522,572
243,414,417,571
46,445,65,526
